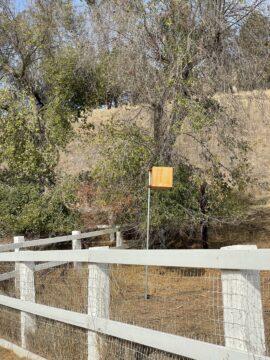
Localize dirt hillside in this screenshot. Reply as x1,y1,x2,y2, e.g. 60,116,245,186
59,90,270,189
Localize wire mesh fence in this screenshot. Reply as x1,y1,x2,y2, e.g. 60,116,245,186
100,336,189,360
0,261,270,359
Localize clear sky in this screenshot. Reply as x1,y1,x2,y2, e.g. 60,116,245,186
14,0,28,12
14,0,85,12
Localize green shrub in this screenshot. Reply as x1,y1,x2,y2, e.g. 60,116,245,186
90,118,249,246
0,178,80,238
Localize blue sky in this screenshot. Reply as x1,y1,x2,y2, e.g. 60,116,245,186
15,0,84,12
14,0,27,12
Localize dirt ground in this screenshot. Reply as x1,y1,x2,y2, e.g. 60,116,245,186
0,347,23,359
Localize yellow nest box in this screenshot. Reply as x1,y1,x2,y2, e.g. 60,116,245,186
150,167,173,189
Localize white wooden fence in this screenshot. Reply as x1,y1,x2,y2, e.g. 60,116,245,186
0,237,269,360
0,227,122,283
0,227,121,252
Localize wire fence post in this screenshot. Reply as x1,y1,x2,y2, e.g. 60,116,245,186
14,236,24,296
19,250,36,349
72,230,82,270
144,170,151,300
221,245,266,355
88,247,110,360
116,226,123,248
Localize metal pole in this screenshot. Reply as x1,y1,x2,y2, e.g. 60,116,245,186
144,170,151,300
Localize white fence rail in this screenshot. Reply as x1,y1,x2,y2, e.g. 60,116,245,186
0,295,266,360
0,227,123,284
0,247,269,269
0,227,120,253
0,245,269,360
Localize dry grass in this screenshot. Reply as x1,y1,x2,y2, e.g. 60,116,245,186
0,347,24,360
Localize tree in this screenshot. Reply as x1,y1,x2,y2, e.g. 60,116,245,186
90,117,249,248
85,0,265,248
0,1,73,182
239,11,270,88
0,0,98,236
87,0,266,162
0,177,80,237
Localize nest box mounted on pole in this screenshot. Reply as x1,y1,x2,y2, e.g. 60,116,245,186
150,166,174,189
145,166,174,300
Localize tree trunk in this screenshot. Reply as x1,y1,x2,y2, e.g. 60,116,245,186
199,181,209,249
114,96,119,108
153,99,178,165
153,102,164,161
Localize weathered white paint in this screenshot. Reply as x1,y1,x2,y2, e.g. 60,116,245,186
88,247,110,360
14,236,24,295
72,230,82,270
0,338,46,360
34,261,69,272
0,263,69,283
20,259,36,349
221,245,266,355
97,225,115,243
0,295,268,360
0,245,269,359
0,228,117,253
1,248,270,270
116,226,123,248
0,270,16,282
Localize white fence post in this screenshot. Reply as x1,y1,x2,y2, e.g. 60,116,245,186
116,226,123,248
20,260,36,349
72,230,82,270
14,236,24,295
88,247,110,360
15,236,36,349
221,245,266,355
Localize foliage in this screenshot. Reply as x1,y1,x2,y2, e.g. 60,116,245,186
0,0,267,243
239,11,270,58
91,118,249,246
239,11,270,88
92,120,152,223
43,46,104,115
0,90,60,185
83,0,266,247
0,1,89,236
0,178,80,237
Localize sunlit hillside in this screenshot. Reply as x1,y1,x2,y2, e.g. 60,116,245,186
59,90,270,193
